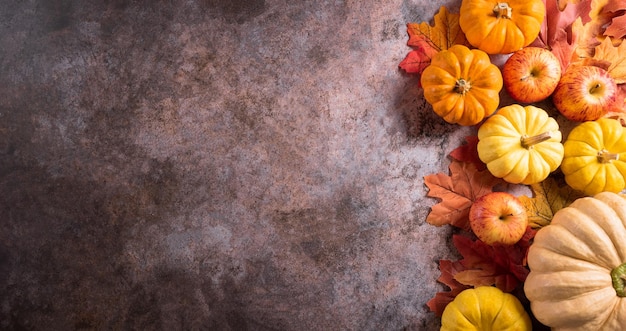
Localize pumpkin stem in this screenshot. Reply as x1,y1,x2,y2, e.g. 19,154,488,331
611,262,626,297
597,149,619,163
520,131,553,149
454,79,471,95
493,2,512,19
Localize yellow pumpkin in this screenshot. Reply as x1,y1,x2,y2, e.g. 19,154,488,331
459,0,545,54
561,118,626,196
477,104,564,185
441,286,532,331
524,192,626,330
420,44,503,126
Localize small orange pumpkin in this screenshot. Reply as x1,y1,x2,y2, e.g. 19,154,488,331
459,0,545,54
420,44,503,126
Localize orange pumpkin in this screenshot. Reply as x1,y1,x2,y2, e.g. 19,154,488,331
420,44,503,126
459,0,545,54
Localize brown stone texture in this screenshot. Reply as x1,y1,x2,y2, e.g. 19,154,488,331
1,0,472,329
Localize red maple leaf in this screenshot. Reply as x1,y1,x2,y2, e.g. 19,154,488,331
399,47,439,75
530,0,591,70
426,229,536,316
448,136,486,171
426,259,471,316
452,229,536,293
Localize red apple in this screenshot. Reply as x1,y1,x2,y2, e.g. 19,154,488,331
502,47,562,103
469,192,528,246
552,65,617,122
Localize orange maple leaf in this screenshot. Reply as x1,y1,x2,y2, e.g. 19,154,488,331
399,6,467,75
593,37,626,83
605,15,626,41
572,0,621,59
424,160,504,231
601,0,626,41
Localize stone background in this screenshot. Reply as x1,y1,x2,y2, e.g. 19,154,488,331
1,0,475,329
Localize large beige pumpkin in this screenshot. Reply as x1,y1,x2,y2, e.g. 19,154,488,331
524,192,626,330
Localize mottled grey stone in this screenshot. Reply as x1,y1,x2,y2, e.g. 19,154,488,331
1,0,472,329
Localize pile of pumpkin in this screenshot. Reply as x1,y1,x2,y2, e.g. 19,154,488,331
420,0,626,330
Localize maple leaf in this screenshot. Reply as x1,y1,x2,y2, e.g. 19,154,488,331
399,47,439,75
601,0,626,40
572,0,621,59
605,15,626,40
406,6,466,51
448,136,486,171
557,0,584,11
531,0,590,70
424,160,504,231
518,176,584,228
452,232,534,293
426,259,470,317
593,37,626,83
399,6,466,75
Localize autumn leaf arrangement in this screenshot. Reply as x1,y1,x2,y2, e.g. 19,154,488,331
399,0,626,328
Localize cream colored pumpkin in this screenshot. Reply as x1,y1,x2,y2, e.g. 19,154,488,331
524,192,626,330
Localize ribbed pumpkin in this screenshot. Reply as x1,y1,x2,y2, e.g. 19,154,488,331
561,118,626,196
459,0,545,54
441,286,532,330
420,44,503,126
524,192,626,330
477,104,564,185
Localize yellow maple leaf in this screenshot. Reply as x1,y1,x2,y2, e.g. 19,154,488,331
570,0,616,59
593,37,626,84
406,6,467,52
518,177,584,228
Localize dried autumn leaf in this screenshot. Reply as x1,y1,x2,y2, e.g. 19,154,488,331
601,0,626,40
399,48,439,74
605,15,626,40
407,6,466,51
532,0,590,70
426,259,470,316
424,160,504,231
593,37,626,83
573,0,618,58
448,136,486,171
557,0,583,11
399,6,466,75
518,176,584,228
452,233,533,293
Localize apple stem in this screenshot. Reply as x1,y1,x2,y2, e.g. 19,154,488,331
597,149,619,163
493,3,512,19
520,131,553,149
454,79,471,95
589,83,602,94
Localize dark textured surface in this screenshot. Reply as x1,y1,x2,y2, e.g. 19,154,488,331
1,0,470,329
